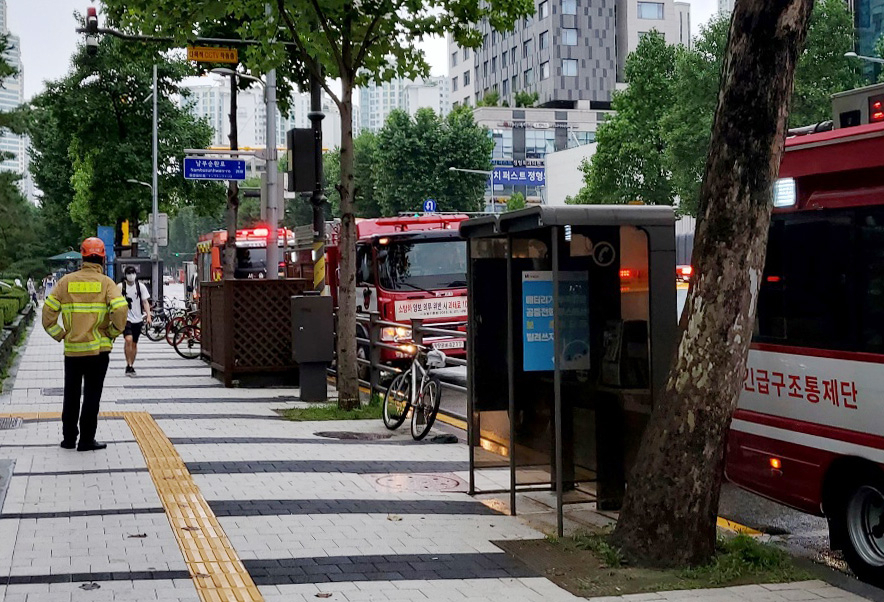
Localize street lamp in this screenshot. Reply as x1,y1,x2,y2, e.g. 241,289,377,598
210,67,280,280
449,167,498,213
844,51,884,65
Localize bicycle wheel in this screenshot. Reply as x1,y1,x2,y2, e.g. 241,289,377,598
383,372,410,430
411,377,441,441
144,316,167,341
173,325,201,359
165,316,185,346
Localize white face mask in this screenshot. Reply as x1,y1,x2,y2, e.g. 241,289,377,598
126,274,137,284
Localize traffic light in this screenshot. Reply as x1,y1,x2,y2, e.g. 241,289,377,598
85,7,99,56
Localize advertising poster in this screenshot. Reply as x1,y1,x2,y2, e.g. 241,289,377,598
522,271,591,372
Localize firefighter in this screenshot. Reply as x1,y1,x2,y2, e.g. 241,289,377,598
42,237,128,451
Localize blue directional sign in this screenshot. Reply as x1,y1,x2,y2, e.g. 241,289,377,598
183,157,246,181
423,198,437,212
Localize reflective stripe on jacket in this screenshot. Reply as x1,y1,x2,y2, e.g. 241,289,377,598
42,262,129,357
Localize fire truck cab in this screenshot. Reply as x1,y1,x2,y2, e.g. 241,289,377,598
327,215,469,364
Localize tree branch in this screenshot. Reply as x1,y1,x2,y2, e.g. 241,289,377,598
307,0,345,69
275,0,341,106
354,8,387,68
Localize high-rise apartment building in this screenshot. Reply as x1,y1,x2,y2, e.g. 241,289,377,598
0,0,32,202
358,76,451,132
449,0,690,109
718,0,735,15
179,75,357,168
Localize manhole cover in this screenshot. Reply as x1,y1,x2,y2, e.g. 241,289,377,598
315,431,393,441
0,417,22,430
375,473,463,492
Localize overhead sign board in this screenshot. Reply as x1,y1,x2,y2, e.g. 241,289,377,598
183,157,246,181
187,46,238,64
491,166,546,185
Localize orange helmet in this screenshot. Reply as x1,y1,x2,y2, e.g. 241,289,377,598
80,237,106,259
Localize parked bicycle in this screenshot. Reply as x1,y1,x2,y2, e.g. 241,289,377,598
144,297,182,342
382,343,445,440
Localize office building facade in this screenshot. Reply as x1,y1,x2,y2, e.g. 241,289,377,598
0,0,33,202
448,0,690,109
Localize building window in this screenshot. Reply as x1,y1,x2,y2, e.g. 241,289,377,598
502,50,508,67
525,68,534,85
638,1,664,19
492,57,497,73
492,31,498,45
539,0,549,18
451,52,458,67
483,33,489,47
563,59,578,76
452,76,459,91
463,48,469,60
540,31,549,50
523,39,534,58
562,28,578,45
464,70,471,86
562,0,577,14
503,79,509,96
512,47,518,64
512,76,519,91
541,61,550,79
483,61,488,78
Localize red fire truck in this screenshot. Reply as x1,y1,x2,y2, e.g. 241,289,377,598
725,121,884,583
326,215,469,366
196,227,312,283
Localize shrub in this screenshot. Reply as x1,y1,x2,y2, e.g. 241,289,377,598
0,299,18,325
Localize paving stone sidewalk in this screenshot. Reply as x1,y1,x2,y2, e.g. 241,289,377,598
0,318,871,602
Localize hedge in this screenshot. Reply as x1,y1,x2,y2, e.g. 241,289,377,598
0,287,28,312
0,298,18,326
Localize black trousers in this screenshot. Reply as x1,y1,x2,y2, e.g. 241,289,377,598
62,352,110,443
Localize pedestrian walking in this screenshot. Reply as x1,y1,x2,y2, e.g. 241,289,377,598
42,237,128,452
120,266,151,377
26,277,37,308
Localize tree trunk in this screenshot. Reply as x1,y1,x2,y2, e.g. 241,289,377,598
611,0,814,567
336,76,360,410
224,73,239,280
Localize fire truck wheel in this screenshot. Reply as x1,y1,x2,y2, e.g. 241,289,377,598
836,468,884,586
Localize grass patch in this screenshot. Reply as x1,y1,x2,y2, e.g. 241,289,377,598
496,531,811,599
281,395,384,421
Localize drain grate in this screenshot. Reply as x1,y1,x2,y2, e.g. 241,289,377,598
315,431,393,441
41,388,63,396
0,417,22,430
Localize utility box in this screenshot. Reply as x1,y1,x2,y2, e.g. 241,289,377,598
291,294,334,400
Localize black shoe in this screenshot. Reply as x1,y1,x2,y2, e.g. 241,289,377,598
60,440,76,449
125,365,135,377
77,441,108,452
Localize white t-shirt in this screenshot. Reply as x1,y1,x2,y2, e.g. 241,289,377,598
122,281,151,324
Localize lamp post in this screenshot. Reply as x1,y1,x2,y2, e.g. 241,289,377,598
126,177,160,299
844,51,884,64
211,67,280,280
448,166,497,213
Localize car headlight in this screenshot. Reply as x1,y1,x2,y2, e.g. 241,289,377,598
381,326,411,341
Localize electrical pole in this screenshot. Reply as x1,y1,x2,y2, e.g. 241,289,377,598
308,70,326,293
151,64,160,300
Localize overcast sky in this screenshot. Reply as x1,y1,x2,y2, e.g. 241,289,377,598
9,0,719,102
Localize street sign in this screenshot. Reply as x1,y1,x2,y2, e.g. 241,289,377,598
184,157,246,181
187,46,238,64
423,198,437,212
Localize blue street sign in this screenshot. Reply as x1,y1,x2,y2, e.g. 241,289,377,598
97,226,115,280
183,157,246,181
423,198,437,212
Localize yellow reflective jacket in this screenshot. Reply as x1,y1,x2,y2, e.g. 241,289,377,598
42,262,128,357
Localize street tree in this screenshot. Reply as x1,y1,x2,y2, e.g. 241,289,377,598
573,0,859,215
104,0,532,410
610,0,814,567
28,36,222,244
325,132,382,218
375,107,492,215
574,31,678,206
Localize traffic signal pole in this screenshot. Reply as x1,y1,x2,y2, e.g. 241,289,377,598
308,71,326,293
151,64,160,300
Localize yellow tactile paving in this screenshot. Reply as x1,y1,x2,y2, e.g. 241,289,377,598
0,410,265,602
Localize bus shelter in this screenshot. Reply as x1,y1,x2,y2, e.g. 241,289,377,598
460,206,677,535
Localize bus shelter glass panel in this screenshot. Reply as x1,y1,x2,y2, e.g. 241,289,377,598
469,237,511,477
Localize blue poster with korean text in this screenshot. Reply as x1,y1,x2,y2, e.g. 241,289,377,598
522,271,591,372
